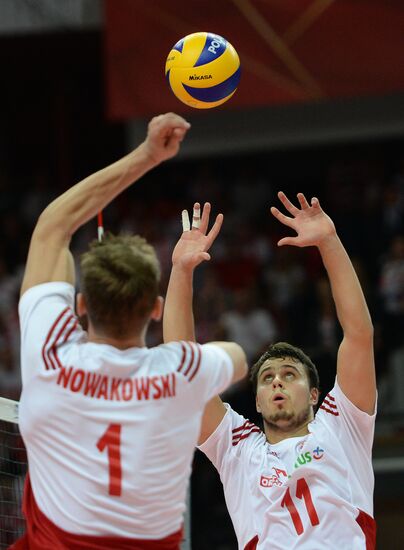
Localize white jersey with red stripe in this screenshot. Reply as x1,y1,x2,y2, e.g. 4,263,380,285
18,282,234,539
198,381,376,549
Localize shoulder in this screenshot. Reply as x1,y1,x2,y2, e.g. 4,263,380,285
317,390,340,418
231,414,263,449
148,341,200,381
156,340,200,365
317,379,376,419
199,404,264,464
315,379,376,438
156,341,232,376
19,281,75,318
19,282,77,340
19,282,86,378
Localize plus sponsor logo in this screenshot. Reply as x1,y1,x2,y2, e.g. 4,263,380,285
294,447,325,469
260,448,326,489
312,446,324,460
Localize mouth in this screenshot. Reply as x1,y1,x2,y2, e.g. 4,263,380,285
272,393,287,403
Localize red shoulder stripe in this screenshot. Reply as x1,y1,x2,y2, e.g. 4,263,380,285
41,307,70,370
232,428,261,446
177,342,202,382
232,420,256,434
183,342,195,376
188,344,202,382
177,342,187,373
323,398,338,409
50,315,78,369
320,405,339,416
47,314,75,369
63,319,78,344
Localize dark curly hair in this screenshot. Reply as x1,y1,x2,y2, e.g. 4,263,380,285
250,342,320,395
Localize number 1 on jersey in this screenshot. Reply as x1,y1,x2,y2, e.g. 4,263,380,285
281,478,319,535
96,424,122,496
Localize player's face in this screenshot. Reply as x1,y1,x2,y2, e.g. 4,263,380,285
255,357,318,432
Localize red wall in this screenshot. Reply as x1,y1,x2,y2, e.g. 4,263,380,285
104,0,404,119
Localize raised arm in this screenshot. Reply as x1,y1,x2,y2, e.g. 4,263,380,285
271,191,375,414
163,203,247,443
21,113,191,296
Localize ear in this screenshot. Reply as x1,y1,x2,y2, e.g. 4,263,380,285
150,296,164,322
76,292,87,317
255,394,262,414
310,387,319,407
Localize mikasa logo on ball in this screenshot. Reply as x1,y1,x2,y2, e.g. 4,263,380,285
189,74,213,80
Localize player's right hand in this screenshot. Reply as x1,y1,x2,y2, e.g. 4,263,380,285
143,113,191,165
271,191,336,248
172,202,223,272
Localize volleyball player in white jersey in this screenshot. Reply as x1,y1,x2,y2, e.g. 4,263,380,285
13,113,248,549
164,193,376,550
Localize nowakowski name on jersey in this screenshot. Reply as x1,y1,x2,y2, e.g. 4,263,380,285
56,365,176,401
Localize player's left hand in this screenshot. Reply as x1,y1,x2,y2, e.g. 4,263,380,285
172,202,223,271
143,113,191,165
271,191,336,247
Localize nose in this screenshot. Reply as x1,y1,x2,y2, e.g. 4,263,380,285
272,374,283,389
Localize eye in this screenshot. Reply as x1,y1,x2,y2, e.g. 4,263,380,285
264,374,273,382
285,371,295,380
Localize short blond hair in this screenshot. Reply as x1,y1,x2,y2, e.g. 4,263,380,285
80,233,161,338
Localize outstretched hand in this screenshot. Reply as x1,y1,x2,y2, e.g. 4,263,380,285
271,191,336,248
143,113,191,165
172,202,223,271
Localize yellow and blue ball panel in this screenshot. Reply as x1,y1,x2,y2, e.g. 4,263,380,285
165,32,241,109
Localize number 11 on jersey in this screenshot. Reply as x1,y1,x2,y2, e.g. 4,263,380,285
281,477,320,535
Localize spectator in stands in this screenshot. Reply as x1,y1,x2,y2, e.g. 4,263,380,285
379,234,404,351
220,287,277,364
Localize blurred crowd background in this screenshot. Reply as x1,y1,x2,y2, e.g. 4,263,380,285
2,142,404,419
0,1,404,548
1,122,404,549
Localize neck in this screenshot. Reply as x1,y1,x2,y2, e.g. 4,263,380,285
87,325,146,350
264,414,314,445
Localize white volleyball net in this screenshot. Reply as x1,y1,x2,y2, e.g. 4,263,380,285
0,398,26,548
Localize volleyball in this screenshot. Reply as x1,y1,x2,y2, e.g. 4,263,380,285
165,32,241,109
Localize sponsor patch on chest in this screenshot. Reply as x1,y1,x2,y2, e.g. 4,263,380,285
260,447,326,489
